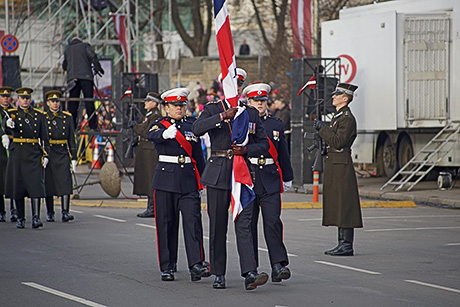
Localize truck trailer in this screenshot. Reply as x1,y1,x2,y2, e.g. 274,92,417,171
320,0,460,189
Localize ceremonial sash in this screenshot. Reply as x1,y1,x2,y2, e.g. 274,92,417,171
160,119,204,191
267,137,284,193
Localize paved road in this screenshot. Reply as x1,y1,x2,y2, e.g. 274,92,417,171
1,205,459,307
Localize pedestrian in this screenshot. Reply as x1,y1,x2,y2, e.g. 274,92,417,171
239,39,250,55
43,90,77,223
273,98,291,152
3,88,50,229
244,83,293,283
147,88,210,282
192,68,270,290
313,83,363,256
0,86,18,222
132,92,161,218
63,37,104,130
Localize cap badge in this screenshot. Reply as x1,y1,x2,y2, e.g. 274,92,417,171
257,90,262,95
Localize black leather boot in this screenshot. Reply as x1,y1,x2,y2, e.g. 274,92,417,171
10,199,18,222
15,198,25,228
244,271,269,290
61,195,74,222
327,228,354,256
137,196,155,218
45,196,55,222
213,275,226,289
271,262,291,282
189,263,211,281
31,198,43,229
325,227,344,255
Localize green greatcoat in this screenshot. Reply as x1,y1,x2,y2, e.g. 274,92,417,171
318,105,363,228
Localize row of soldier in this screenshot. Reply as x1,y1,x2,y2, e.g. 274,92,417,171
0,87,76,229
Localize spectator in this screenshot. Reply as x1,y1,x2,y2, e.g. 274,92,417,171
273,98,291,152
239,39,250,55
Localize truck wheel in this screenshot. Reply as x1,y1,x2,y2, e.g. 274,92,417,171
398,136,413,169
382,137,398,177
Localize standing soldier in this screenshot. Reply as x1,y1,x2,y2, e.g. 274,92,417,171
314,83,363,256
245,83,294,283
43,90,77,222
147,88,209,282
0,86,17,222
132,92,161,218
192,68,270,291
4,87,50,229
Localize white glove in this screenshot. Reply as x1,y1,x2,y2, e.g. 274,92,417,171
42,157,49,169
71,160,77,173
1,135,9,149
283,181,292,191
6,118,15,129
162,123,177,139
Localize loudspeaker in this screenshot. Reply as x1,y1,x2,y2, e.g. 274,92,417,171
2,56,21,89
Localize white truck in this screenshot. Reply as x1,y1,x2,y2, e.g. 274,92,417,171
321,0,460,187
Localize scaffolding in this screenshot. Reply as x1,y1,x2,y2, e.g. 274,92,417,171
1,0,169,98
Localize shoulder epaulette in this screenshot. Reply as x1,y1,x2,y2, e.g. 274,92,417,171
206,100,219,105
33,108,46,114
7,108,17,112
62,111,72,117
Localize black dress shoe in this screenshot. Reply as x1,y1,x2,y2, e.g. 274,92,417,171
271,263,291,282
326,243,353,256
16,219,25,229
244,271,269,290
32,217,43,229
213,275,226,289
0,213,6,222
190,263,211,281
136,210,155,218
62,212,74,222
10,210,18,222
46,213,55,222
161,271,175,281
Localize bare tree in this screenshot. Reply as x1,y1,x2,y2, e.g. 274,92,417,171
170,0,213,56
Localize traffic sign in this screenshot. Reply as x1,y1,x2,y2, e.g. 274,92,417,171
1,35,19,53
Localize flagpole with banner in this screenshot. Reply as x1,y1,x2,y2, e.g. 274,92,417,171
213,0,255,221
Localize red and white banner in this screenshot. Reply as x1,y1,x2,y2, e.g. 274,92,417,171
112,14,136,72
213,0,238,108
291,0,313,58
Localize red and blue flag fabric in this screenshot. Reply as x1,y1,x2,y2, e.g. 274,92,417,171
230,107,255,221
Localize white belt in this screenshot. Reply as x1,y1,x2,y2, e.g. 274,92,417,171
249,157,275,166
159,155,191,164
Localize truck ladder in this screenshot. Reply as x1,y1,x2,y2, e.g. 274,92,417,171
381,121,460,191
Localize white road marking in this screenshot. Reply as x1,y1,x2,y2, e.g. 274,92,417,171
315,261,381,275
258,247,298,257
93,215,126,223
22,282,108,307
298,214,460,222
70,210,83,214
365,226,460,232
446,243,460,246
136,223,156,229
405,280,460,294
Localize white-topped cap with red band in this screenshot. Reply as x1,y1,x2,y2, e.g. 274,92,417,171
161,87,190,105
242,83,271,101
217,68,247,84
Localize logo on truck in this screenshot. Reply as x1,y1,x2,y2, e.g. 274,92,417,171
338,54,356,83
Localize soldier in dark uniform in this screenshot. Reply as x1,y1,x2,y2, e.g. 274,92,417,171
192,69,270,290
4,87,50,229
314,83,363,256
245,83,294,283
0,86,18,222
43,90,77,222
132,92,161,218
147,88,209,282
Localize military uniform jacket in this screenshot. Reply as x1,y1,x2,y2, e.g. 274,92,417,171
0,105,12,194
148,116,205,194
192,101,269,190
4,107,50,198
45,110,77,196
132,107,161,196
318,105,363,228
250,115,293,195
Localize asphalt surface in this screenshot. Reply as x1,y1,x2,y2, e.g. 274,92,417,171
1,167,459,306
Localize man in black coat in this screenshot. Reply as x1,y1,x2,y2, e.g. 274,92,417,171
0,86,17,222
63,37,104,130
192,69,270,291
148,88,209,282
245,83,294,283
3,88,50,229
43,90,77,223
